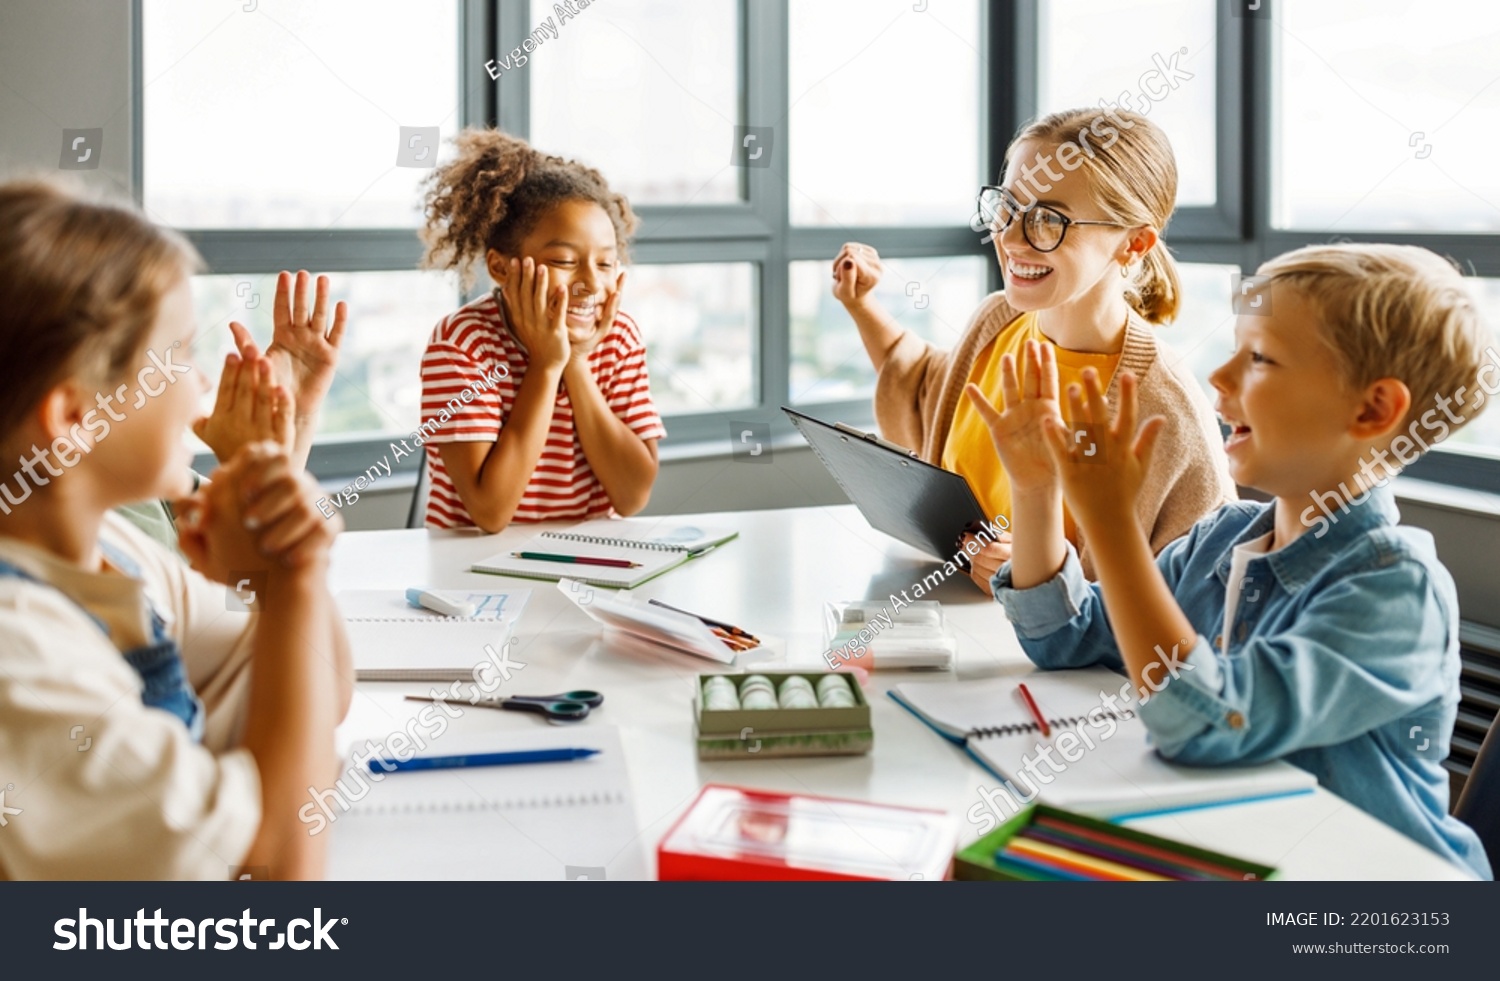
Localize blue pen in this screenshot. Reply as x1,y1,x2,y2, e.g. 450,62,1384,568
368,747,600,773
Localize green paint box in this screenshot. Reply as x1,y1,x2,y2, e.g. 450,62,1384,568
694,671,874,759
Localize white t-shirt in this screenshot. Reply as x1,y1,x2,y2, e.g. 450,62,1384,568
0,512,260,879
1222,531,1275,650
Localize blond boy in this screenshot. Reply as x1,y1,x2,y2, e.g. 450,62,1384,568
970,244,1493,878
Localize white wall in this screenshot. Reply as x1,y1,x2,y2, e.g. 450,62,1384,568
0,1,133,192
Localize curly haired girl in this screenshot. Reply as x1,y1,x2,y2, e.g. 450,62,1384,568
417,128,664,531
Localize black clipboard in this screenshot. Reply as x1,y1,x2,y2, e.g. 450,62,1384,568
782,407,992,561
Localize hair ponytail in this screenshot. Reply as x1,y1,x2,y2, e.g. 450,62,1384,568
1127,241,1182,325
420,128,636,290
1011,108,1182,325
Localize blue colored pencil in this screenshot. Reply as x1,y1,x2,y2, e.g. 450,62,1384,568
368,747,600,773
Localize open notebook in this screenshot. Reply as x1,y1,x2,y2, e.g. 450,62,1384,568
891,668,1317,819
472,517,739,589
328,725,645,880
337,588,530,681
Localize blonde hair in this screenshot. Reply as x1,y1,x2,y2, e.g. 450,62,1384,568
1257,243,1492,435
0,178,199,436
420,128,637,291
1009,108,1182,325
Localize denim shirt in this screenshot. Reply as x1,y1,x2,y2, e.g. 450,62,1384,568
992,486,1491,879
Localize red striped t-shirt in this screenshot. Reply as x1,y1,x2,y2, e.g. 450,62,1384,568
419,290,666,528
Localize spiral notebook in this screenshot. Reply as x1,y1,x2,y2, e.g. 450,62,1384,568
337,588,531,681
890,668,1316,819
472,518,739,589
328,725,645,880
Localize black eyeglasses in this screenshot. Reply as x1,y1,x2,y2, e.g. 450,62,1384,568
975,185,1127,253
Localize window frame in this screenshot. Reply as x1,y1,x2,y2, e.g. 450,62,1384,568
130,0,1500,494
131,0,491,479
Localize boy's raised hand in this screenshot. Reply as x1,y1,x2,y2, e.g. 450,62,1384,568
501,257,570,370
831,242,882,307
964,340,1065,496
1042,369,1166,530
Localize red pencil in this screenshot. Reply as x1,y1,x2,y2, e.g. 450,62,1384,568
1016,682,1050,738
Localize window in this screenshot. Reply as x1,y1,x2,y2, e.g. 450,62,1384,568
1038,0,1217,207
789,256,988,403
628,263,757,415
134,1,1500,484
496,0,991,442
1272,0,1500,233
1158,262,1241,394
141,0,469,475
185,271,459,444
529,0,740,205
1451,280,1500,454
143,0,461,228
787,0,982,227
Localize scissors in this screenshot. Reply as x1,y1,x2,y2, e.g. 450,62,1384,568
406,690,603,724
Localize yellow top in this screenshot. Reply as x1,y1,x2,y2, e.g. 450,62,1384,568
941,311,1122,536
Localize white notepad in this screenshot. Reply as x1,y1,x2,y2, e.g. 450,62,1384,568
472,518,738,589
891,668,1317,819
327,726,645,880
337,588,530,681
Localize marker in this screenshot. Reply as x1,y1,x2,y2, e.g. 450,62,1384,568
406,587,477,618
368,747,600,773
1016,682,1050,737
512,551,641,569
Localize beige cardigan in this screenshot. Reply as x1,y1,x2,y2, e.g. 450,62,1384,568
873,292,1237,577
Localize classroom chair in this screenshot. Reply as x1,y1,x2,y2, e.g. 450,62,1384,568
405,451,429,529
1455,712,1500,875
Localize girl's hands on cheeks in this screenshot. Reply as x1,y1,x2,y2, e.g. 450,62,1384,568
568,268,624,364
176,442,342,584
501,257,570,370
1042,369,1165,532
831,242,882,308
964,340,1065,496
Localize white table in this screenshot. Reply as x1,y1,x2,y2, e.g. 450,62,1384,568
329,504,1471,880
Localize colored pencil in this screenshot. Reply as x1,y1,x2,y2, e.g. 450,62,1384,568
647,598,760,644
1016,682,1050,737
1033,815,1249,880
1023,825,1213,881
994,850,1094,881
1004,837,1171,881
511,551,640,569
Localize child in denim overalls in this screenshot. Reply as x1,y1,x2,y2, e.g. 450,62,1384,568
0,181,351,880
